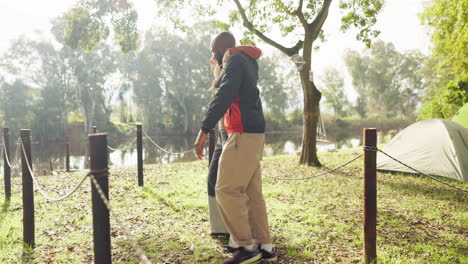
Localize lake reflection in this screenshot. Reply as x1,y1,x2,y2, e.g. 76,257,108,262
1,131,390,174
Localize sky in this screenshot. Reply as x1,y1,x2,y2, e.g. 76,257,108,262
0,0,432,102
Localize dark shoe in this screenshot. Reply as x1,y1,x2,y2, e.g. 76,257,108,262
260,247,277,262
223,247,262,264
224,245,240,253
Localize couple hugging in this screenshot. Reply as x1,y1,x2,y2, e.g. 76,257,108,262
194,32,277,264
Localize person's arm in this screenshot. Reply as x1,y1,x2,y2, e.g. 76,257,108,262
195,54,243,159
201,54,243,133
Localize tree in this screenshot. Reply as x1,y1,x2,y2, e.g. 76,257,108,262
319,68,350,117
31,41,75,138
0,37,71,138
61,0,139,52
121,23,217,134
223,0,384,166
344,41,425,118
152,0,384,165
62,0,384,166
119,38,164,131
343,49,370,118
418,0,468,119
0,80,35,132
53,15,119,133
258,55,290,121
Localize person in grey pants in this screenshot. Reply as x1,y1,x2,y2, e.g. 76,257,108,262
207,53,229,236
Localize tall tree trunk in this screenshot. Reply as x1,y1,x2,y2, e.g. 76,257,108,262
299,37,322,166
80,104,88,134
170,92,189,134
181,101,189,135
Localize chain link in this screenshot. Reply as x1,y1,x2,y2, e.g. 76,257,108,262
89,174,152,264
19,138,90,201
2,137,19,169
108,138,137,151
142,130,195,155
13,138,21,168
264,154,363,180
18,137,152,262
368,146,468,194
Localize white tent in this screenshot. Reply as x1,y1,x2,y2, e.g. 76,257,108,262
377,119,468,182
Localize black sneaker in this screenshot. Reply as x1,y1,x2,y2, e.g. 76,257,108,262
223,247,262,264
224,245,240,253
259,247,277,262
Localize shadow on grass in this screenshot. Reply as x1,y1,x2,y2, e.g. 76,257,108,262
380,172,468,202
0,199,11,227
378,209,467,258
112,235,225,264
2,199,11,212
142,186,181,212
20,243,35,264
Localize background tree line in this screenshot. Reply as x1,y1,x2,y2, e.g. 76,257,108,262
320,40,425,119
0,0,465,142
0,18,299,139
319,0,466,121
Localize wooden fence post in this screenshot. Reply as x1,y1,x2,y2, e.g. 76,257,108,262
49,160,54,173
66,143,70,172
208,130,215,167
363,128,377,264
20,129,35,248
3,128,11,201
89,133,111,264
137,124,143,186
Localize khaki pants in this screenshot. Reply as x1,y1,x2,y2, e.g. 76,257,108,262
216,133,271,247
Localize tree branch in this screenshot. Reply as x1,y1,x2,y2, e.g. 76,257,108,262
309,0,333,41
294,0,308,28
232,0,303,56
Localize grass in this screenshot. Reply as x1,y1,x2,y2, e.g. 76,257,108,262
0,148,467,263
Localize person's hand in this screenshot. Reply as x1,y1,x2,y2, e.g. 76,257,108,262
210,57,218,73
194,130,207,159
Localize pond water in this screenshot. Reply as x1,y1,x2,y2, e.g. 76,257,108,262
1,131,394,175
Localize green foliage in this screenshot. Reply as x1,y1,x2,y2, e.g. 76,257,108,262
287,108,303,126
62,7,110,51
111,8,139,52
120,23,217,134
339,0,383,47
418,79,468,119
344,41,426,118
319,68,351,117
147,0,384,52
418,0,468,119
61,0,139,52
67,111,84,123
0,80,34,132
420,0,468,82
210,20,230,31
258,55,290,120
343,49,369,118
0,18,118,135
1,150,466,263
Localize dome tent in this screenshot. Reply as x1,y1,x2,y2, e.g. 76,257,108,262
377,119,468,182
452,103,468,129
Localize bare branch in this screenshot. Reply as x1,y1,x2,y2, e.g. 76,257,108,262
294,0,308,28
232,0,303,56
309,0,333,41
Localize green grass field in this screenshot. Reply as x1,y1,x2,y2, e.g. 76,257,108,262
0,148,467,263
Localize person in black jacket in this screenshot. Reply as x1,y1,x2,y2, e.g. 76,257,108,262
195,32,276,264
206,52,229,236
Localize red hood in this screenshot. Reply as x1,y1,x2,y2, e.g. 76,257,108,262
228,46,262,60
